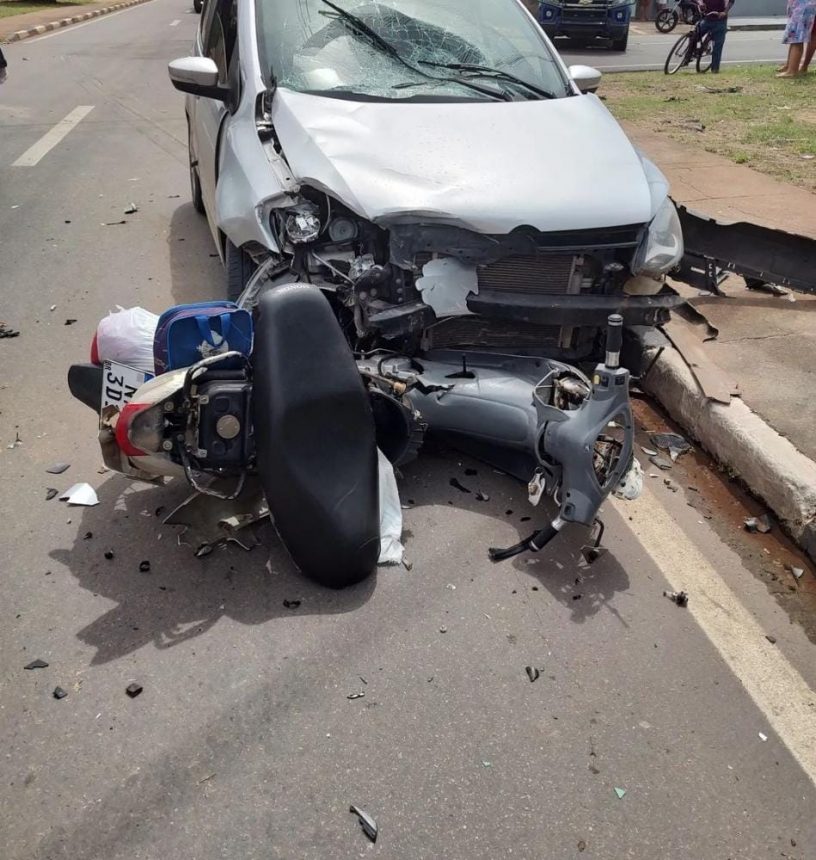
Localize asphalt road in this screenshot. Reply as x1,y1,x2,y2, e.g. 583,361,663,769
557,26,786,71
0,3,814,858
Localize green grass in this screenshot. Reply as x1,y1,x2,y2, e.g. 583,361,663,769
602,65,816,189
0,0,94,20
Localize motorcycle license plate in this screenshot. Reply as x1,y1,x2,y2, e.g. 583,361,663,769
100,360,152,411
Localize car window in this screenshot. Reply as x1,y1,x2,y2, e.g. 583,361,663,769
255,0,570,101
205,0,238,83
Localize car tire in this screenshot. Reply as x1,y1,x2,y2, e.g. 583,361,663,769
225,238,256,303
193,0,202,12
612,30,629,51
188,126,205,216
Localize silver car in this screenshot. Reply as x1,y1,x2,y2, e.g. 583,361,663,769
169,0,683,360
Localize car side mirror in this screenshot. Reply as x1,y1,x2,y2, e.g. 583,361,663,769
568,64,602,94
168,57,231,101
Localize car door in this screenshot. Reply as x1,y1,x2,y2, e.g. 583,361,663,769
190,0,237,250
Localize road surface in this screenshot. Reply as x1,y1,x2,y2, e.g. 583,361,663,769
0,3,813,858
558,26,786,71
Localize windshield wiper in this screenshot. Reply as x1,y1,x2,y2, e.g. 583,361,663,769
318,0,509,102
420,61,558,100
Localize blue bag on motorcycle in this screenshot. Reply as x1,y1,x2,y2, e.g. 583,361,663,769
153,301,253,373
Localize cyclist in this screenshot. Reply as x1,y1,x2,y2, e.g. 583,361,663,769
700,0,735,73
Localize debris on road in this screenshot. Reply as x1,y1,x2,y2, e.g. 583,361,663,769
59,483,98,506
649,455,673,471
765,634,777,644
744,514,772,534
347,691,365,700
126,682,143,698
53,687,67,700
614,787,627,799
139,561,151,572
0,321,20,339
282,599,301,609
349,805,378,843
449,477,471,494
104,551,114,560
650,432,691,462
64,319,77,326
663,590,689,607
46,463,70,475
439,625,448,633
124,203,139,214
24,659,49,670
663,478,680,493
525,666,540,682
578,840,587,852
482,760,492,768
641,446,658,457
758,732,768,742
789,566,804,581
103,220,128,226
475,491,490,502
45,488,58,501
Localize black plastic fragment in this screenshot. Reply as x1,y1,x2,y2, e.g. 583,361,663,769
83,531,93,540
126,682,143,698
53,686,67,699
663,590,689,607
104,551,114,560
64,319,77,326
139,560,151,572
349,805,378,842
45,488,58,501
282,599,301,609
525,666,540,682
449,478,471,494
347,691,365,700
24,659,49,670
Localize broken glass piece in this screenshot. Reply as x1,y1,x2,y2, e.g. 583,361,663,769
349,805,378,842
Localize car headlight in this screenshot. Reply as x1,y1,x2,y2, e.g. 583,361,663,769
283,203,321,244
631,198,684,278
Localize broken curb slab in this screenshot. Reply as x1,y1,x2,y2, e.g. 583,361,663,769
640,344,816,565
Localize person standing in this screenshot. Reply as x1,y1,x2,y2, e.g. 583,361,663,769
0,48,7,85
801,14,816,72
700,0,732,73
778,0,816,76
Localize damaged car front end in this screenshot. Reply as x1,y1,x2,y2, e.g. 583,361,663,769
161,0,685,577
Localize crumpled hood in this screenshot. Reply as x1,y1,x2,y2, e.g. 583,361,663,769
272,88,662,234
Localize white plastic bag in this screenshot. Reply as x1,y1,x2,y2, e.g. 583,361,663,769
377,448,404,565
95,306,158,374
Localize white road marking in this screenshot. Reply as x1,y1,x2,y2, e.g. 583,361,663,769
12,105,95,167
170,18,181,26
27,0,155,43
614,487,816,787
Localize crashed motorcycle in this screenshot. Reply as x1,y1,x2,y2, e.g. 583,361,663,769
68,274,644,588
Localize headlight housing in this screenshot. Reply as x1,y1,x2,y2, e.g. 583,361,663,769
631,198,684,278
283,203,321,244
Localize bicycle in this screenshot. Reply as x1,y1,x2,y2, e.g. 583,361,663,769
663,20,714,74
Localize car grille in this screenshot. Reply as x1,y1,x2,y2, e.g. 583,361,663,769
562,0,610,22
477,254,576,295
426,317,562,351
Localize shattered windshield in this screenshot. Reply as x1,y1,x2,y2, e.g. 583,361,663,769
255,0,570,101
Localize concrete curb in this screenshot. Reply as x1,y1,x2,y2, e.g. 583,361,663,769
1,0,153,44
643,345,816,564
728,23,785,31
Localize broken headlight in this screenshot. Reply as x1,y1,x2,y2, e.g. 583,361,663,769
631,197,684,278
284,203,321,244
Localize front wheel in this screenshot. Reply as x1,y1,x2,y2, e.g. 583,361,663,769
193,0,202,12
225,239,257,303
655,9,678,32
696,33,714,72
664,31,692,74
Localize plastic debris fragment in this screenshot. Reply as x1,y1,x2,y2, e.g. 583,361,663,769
744,514,772,534
282,599,301,609
758,732,768,742
139,560,151,572
53,686,67,699
349,805,378,843
24,659,49,670
59,483,99,506
45,488,58,500
126,682,143,698
663,590,689,607
525,666,540,683
46,463,70,475
347,691,365,700
614,787,627,799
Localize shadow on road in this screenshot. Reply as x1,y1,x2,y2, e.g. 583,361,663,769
166,202,223,305
50,474,377,666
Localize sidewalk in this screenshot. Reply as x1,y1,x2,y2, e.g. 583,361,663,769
626,127,816,562
630,16,786,36
0,0,150,42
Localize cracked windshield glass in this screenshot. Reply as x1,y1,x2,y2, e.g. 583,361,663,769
256,0,570,100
